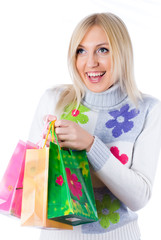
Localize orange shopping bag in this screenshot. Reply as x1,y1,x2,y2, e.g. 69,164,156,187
21,128,72,229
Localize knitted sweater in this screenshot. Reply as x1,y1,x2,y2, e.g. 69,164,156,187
28,83,161,240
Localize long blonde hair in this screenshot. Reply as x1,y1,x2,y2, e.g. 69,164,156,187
55,12,141,116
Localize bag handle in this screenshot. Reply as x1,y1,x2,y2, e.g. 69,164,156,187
44,120,73,155
43,120,56,148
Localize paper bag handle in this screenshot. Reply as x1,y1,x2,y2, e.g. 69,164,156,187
43,120,56,148
44,121,73,156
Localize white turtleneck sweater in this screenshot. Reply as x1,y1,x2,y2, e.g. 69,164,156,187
28,83,161,240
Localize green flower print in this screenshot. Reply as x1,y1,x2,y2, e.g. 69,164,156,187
61,104,90,124
79,161,89,177
96,194,120,229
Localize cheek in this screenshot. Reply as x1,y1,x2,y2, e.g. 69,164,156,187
104,60,111,71
99,55,112,70
76,58,84,75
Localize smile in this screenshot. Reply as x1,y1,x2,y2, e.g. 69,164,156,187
87,72,106,77
86,72,106,83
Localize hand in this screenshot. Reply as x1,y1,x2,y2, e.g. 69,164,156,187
54,119,94,152
44,114,57,123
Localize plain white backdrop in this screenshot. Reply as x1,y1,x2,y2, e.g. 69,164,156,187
0,0,161,239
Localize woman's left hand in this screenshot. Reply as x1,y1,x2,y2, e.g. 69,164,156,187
54,119,94,152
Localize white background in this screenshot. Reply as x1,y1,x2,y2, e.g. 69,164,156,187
0,0,161,239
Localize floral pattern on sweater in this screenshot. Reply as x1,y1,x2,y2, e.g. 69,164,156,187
81,187,138,234
61,104,90,124
105,104,140,138
96,194,120,229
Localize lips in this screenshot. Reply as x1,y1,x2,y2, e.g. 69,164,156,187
86,71,106,83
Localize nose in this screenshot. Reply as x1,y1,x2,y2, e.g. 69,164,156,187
86,52,99,68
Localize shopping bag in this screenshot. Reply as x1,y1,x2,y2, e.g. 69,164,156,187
0,140,38,218
21,127,72,229
47,121,98,226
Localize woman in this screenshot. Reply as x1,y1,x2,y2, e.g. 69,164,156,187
29,12,161,240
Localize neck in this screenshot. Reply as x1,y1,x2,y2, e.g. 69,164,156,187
82,82,127,110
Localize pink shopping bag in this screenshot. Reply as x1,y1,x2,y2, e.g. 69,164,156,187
0,140,38,217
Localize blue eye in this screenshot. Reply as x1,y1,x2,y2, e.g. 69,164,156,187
98,47,109,53
76,48,86,55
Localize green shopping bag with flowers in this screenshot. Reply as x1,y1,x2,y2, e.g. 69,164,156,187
47,121,98,226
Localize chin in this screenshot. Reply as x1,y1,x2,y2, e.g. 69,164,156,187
85,84,113,93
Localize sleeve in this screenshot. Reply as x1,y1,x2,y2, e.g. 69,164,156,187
87,101,161,211
28,87,61,144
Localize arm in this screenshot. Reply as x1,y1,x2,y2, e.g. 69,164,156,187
87,101,161,211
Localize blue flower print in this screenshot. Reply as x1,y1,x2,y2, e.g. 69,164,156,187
105,104,140,138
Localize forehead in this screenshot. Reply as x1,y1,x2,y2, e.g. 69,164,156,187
79,25,109,46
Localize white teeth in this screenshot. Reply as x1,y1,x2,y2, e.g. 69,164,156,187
87,72,104,77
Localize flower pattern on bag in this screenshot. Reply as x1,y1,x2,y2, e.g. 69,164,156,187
66,168,83,200
56,175,64,186
105,104,140,138
96,194,120,229
8,185,13,191
79,161,89,177
61,104,90,124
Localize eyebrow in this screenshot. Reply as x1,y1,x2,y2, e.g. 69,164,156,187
96,42,109,47
78,42,109,48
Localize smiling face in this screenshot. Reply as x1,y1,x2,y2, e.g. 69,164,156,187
76,25,114,93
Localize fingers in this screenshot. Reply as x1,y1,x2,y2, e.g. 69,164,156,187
43,115,57,132
44,114,57,123
58,141,73,149
55,120,77,141
43,132,59,146
55,119,74,128
55,126,69,135
43,119,83,149
43,115,58,147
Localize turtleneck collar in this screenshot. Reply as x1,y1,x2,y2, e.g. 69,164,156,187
81,82,127,110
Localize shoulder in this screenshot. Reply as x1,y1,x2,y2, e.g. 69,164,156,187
33,84,67,117
138,93,161,115
136,94,161,132
38,84,70,108
41,85,66,101
141,93,160,105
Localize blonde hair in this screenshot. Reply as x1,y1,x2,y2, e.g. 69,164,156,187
55,12,141,116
